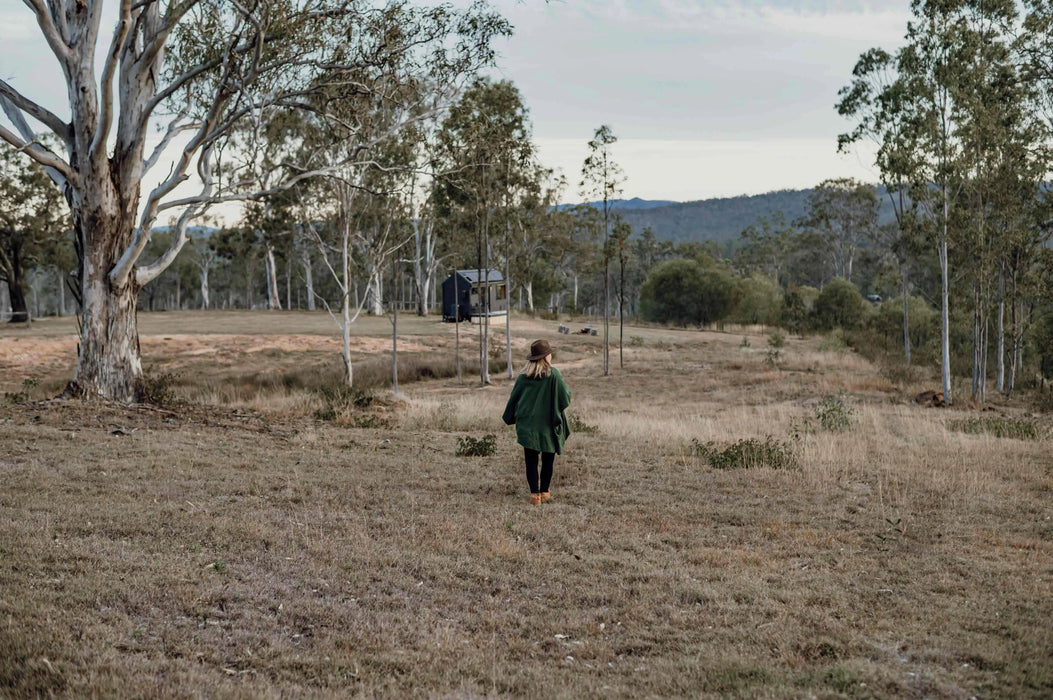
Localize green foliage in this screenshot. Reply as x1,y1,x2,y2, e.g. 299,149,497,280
456,434,497,457
947,416,1039,440
779,288,808,334
871,295,938,353
692,436,799,470
768,331,785,349
812,278,868,330
730,272,782,325
815,393,855,432
142,371,179,406
569,414,598,434
5,378,40,404
817,329,849,353
640,258,734,327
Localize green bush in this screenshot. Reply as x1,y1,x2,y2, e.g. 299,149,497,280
640,258,734,327
812,278,868,330
692,436,799,470
5,377,40,404
569,414,598,434
456,434,497,457
730,272,782,326
947,416,1039,440
815,393,855,431
142,371,178,405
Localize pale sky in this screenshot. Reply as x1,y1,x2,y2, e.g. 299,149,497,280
483,0,912,202
1,1,912,206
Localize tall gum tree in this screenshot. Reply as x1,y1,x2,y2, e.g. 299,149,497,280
0,0,508,402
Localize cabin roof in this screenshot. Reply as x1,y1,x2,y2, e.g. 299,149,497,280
451,269,504,283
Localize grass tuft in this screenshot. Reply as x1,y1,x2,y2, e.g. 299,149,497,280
692,435,799,470
947,415,1040,440
455,433,497,456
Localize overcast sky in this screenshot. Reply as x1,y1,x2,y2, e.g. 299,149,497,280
1,1,913,205
483,0,912,202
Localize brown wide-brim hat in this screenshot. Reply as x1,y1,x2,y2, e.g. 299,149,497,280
527,339,552,362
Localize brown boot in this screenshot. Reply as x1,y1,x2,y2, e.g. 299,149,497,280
529,493,542,506
540,491,552,503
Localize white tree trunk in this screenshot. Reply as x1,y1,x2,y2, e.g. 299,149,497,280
939,213,952,405
342,227,354,387
303,247,316,311
265,245,282,310
525,280,534,313
366,272,383,316
200,265,210,310
900,266,911,364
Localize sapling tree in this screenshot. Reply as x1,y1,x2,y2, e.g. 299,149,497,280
580,125,624,376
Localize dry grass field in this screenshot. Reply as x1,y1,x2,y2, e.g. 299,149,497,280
1,311,1051,698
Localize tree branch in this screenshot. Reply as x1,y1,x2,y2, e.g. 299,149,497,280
23,0,73,64
0,123,74,189
143,110,197,175
0,79,71,144
91,0,134,163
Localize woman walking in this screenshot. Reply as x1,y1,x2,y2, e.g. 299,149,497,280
502,339,572,505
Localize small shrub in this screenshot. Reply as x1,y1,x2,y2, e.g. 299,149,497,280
767,331,785,349
5,377,40,404
691,436,798,470
740,336,751,348
314,384,374,422
456,434,497,457
142,371,178,405
628,335,645,347
314,406,337,422
569,414,598,434
764,347,781,368
815,393,855,431
947,416,1039,440
817,329,848,353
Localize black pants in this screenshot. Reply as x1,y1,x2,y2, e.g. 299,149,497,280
524,448,555,494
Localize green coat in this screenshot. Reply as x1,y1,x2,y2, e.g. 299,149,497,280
502,367,572,454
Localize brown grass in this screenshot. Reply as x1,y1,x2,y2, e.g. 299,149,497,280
1,313,1051,697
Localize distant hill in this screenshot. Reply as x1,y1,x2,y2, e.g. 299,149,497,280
617,190,813,244
559,197,679,212
571,188,898,245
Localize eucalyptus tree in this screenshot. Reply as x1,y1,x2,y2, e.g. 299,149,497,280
798,178,879,284
0,0,508,402
735,211,796,287
580,125,625,376
0,146,69,322
837,47,931,363
434,78,536,385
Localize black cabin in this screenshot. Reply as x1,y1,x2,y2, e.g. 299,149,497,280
441,269,507,321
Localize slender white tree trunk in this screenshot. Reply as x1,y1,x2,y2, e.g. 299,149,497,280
939,212,952,404
996,263,1005,392
525,280,534,313
901,265,911,364
302,247,316,311
342,227,354,387
265,245,282,310
200,265,210,310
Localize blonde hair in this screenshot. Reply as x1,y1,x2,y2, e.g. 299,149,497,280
523,356,552,379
